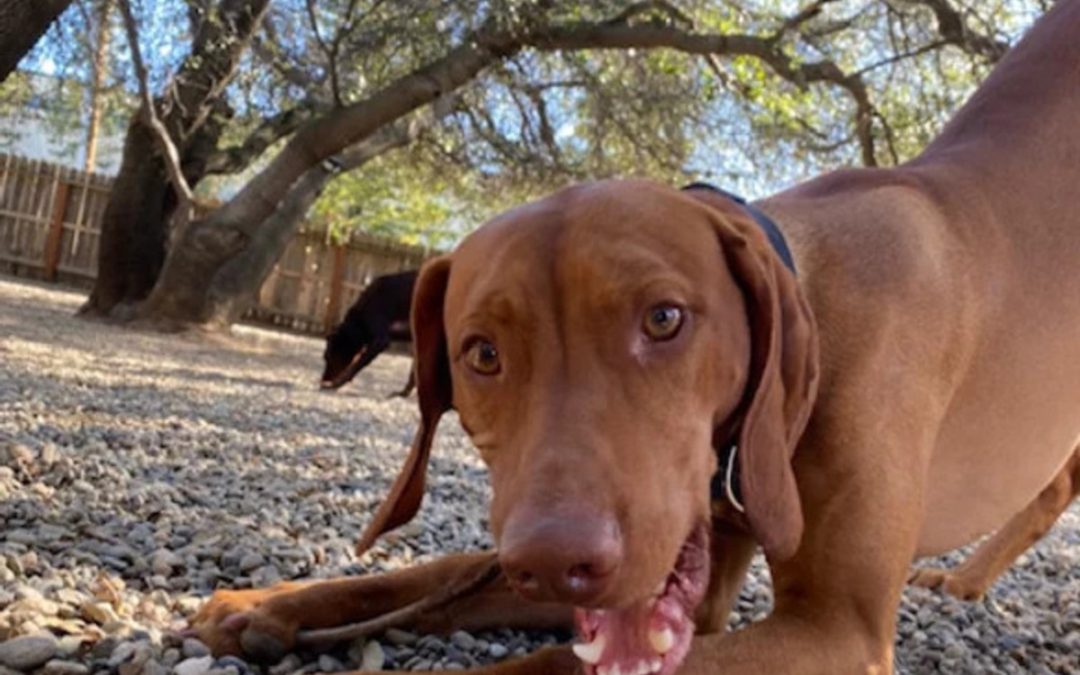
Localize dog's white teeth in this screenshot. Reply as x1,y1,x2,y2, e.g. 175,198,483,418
648,627,676,654
596,659,658,675
572,633,607,665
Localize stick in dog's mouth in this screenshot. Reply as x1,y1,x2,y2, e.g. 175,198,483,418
572,523,711,675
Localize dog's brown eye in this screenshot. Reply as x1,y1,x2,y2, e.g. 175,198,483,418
643,304,684,341
465,339,501,375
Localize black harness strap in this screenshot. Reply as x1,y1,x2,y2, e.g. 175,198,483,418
680,182,796,511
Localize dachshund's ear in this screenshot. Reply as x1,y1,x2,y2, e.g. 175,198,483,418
689,190,820,562
356,257,453,555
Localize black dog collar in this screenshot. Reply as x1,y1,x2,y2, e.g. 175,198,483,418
681,182,796,511
682,182,796,274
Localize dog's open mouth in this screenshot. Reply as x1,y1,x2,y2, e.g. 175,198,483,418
572,523,710,675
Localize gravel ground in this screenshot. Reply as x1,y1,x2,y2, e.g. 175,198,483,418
0,277,1077,675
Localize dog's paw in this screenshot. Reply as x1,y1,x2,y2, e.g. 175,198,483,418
188,585,302,662
908,568,987,602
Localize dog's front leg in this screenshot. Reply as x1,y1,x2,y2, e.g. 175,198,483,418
673,413,934,675
193,552,569,663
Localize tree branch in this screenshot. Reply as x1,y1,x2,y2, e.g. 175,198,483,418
251,32,325,92
212,6,902,241
204,102,324,175
117,0,195,208
776,0,841,37
528,21,879,164
892,0,1008,62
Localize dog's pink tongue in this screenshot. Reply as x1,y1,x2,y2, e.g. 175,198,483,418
573,596,692,675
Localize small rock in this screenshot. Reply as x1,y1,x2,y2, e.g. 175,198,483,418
89,638,118,661
174,599,203,617
237,554,265,573
108,642,138,668
384,629,417,646
81,602,120,626
181,640,210,659
151,551,184,577
0,634,59,671
213,656,249,675
42,660,90,675
449,631,476,651
4,443,35,472
55,636,88,659
267,654,301,675
360,642,384,671
487,643,509,660
316,655,343,673
173,656,214,675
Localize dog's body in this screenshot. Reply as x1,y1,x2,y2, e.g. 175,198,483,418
321,270,418,396
195,4,1080,674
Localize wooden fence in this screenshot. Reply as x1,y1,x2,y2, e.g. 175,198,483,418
0,153,434,334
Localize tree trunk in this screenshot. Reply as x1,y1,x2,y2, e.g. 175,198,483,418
80,111,223,316
139,121,424,328
82,117,171,316
0,0,72,82
82,0,269,318
135,38,511,329
83,0,112,173
202,164,338,327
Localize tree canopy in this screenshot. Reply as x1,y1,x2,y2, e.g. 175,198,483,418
2,0,1051,329
9,0,1047,249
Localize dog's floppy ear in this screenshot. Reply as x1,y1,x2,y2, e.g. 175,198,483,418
691,192,820,562
356,257,453,555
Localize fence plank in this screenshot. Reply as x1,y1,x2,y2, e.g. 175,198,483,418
43,181,71,281
323,244,347,333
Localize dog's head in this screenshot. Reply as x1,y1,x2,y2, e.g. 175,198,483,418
320,320,374,389
358,180,818,675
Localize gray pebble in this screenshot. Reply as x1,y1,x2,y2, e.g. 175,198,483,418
180,640,210,659
42,661,90,675
267,655,302,675
449,632,475,651
0,634,59,671
360,641,385,671
172,656,214,675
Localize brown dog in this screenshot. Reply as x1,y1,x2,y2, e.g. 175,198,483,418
191,4,1080,674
